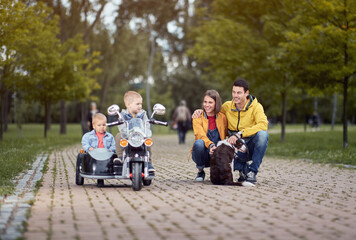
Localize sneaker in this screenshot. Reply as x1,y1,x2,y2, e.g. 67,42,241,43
113,157,123,165
246,171,257,183
237,171,246,182
195,170,205,182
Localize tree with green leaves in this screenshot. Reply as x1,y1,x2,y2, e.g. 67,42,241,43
0,1,58,139
188,0,304,142
281,0,356,148
41,0,107,134
1,1,101,138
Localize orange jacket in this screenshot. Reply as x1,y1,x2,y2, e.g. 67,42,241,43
193,112,228,149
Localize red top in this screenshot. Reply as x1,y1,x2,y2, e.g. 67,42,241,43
96,132,105,148
208,116,216,130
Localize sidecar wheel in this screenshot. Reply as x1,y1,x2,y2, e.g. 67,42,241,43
97,179,104,187
132,162,143,191
75,155,84,185
143,180,152,186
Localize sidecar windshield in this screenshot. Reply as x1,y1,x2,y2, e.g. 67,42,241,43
121,118,152,138
88,148,114,160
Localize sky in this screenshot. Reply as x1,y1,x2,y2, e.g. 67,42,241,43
62,0,194,34
62,0,121,32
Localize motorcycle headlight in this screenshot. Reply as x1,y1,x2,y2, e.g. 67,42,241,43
128,131,145,148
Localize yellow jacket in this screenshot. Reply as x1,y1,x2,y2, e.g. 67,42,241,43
221,95,268,137
193,112,228,149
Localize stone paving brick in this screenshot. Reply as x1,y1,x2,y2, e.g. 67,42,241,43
23,134,356,240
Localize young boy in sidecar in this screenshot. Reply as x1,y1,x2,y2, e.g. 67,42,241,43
82,113,116,152
76,113,116,187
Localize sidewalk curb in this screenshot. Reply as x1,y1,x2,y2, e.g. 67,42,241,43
0,153,48,240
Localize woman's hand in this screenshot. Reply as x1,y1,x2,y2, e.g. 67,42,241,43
192,109,203,119
209,145,216,155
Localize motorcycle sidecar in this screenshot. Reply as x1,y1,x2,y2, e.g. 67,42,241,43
75,148,123,187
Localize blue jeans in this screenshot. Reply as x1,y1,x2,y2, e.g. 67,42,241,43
233,130,269,174
192,128,220,170
192,139,210,170
177,121,187,144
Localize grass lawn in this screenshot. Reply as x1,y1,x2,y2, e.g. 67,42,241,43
0,124,82,196
267,124,356,166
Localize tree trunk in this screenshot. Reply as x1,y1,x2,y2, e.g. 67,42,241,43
15,92,23,138
46,102,51,131
44,102,48,138
331,93,337,130
81,102,88,135
342,76,348,148
281,77,287,143
146,32,156,117
60,100,67,134
99,76,109,109
3,89,9,132
313,96,318,113
0,83,5,141
0,65,8,141
44,101,51,138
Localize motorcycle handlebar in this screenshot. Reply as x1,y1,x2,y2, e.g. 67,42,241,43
107,119,168,127
149,119,168,126
106,120,125,127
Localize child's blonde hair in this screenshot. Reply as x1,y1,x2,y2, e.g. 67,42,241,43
92,113,107,125
124,91,142,107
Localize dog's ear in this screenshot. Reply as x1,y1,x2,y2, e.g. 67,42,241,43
223,145,235,160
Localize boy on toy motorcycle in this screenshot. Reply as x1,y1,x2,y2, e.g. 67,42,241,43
114,91,155,173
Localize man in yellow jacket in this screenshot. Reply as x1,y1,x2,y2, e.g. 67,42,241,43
224,79,269,183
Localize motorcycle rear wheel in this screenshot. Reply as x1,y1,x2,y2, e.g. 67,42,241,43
132,162,143,191
97,179,104,187
75,155,84,185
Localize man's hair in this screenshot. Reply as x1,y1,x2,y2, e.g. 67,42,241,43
124,91,142,106
233,78,249,92
203,90,222,114
92,113,107,125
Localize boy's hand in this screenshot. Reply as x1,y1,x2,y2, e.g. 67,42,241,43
192,109,203,119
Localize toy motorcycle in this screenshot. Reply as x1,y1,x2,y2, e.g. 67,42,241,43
75,103,168,191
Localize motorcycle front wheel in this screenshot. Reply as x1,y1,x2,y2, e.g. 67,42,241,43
143,180,152,186
132,162,143,191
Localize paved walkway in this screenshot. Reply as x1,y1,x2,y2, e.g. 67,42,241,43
24,134,356,240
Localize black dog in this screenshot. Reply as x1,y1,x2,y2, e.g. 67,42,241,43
210,139,254,187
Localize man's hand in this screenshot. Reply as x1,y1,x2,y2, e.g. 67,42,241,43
227,135,239,145
89,147,94,151
209,145,216,155
192,109,203,119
